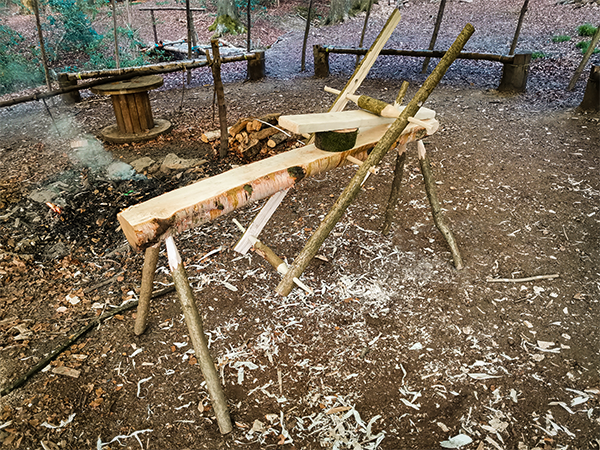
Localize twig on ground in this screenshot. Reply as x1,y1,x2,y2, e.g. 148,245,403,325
486,274,559,283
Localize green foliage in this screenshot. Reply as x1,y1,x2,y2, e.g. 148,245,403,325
577,23,597,37
551,34,571,43
531,51,547,60
576,39,600,54
45,0,102,52
0,20,44,94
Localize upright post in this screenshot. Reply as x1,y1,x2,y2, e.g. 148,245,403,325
246,0,251,52
498,52,531,92
301,0,314,71
509,0,529,55
150,10,158,44
33,0,52,91
210,40,229,158
421,0,446,73
355,0,373,67
247,50,265,80
111,0,120,69
276,23,475,296
186,0,192,83
313,45,330,78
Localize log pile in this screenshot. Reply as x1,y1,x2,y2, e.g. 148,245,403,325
202,113,304,160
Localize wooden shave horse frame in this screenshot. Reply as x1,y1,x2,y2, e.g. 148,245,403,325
115,13,472,436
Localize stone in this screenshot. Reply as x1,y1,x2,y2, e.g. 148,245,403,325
130,157,156,173
161,153,207,171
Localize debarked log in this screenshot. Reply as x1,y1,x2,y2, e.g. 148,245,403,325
117,119,437,251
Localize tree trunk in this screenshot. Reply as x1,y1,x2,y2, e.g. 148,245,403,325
111,0,120,69
33,0,51,91
327,0,350,24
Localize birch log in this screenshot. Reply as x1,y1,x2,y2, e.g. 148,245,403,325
118,120,436,251
276,23,475,296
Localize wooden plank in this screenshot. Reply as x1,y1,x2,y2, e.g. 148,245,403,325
279,107,435,134
117,118,437,251
328,9,401,114
233,188,290,255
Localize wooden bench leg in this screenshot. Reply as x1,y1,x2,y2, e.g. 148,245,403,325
417,141,464,270
165,237,232,434
381,143,407,235
134,243,160,335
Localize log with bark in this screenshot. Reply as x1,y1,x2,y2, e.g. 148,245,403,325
117,119,437,252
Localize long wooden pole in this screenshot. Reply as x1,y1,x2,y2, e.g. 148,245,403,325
417,141,463,269
186,0,192,83
300,0,314,72
568,24,600,91
165,237,232,434
276,23,475,296
509,0,529,55
421,0,446,73
111,0,120,69
381,144,406,235
246,0,251,52
0,54,258,109
210,39,229,158
32,0,51,91
134,244,160,335
355,0,373,67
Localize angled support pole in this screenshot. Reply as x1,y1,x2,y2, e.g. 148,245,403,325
417,141,463,269
276,23,475,296
134,243,160,335
165,236,232,435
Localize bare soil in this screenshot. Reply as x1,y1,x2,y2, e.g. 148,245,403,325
1,1,600,449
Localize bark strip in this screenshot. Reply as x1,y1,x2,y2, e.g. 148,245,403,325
276,23,475,296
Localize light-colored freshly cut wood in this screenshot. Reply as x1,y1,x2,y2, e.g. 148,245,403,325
267,132,288,148
279,107,435,134
117,118,437,251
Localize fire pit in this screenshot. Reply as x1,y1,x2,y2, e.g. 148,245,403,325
91,75,171,143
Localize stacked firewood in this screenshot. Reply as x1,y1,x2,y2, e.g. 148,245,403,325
201,113,304,160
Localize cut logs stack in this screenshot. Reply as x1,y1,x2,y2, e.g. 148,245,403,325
202,113,303,160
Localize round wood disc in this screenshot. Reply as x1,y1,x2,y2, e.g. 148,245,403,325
314,128,358,152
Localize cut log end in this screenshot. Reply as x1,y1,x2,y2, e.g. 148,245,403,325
314,128,358,152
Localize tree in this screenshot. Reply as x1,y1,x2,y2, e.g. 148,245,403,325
326,0,370,25
209,0,245,36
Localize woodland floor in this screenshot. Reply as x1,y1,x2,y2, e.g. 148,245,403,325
1,0,600,449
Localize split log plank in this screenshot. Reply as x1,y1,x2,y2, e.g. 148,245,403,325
117,119,437,251
279,107,435,134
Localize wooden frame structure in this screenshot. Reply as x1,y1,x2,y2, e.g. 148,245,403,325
314,45,532,93
115,13,474,436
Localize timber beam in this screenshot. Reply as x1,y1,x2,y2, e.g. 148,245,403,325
117,118,437,252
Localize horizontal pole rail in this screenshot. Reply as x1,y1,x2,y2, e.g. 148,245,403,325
65,53,259,81
139,7,206,11
320,46,514,64
0,53,259,109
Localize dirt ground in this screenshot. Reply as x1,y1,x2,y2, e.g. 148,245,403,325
1,0,600,449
